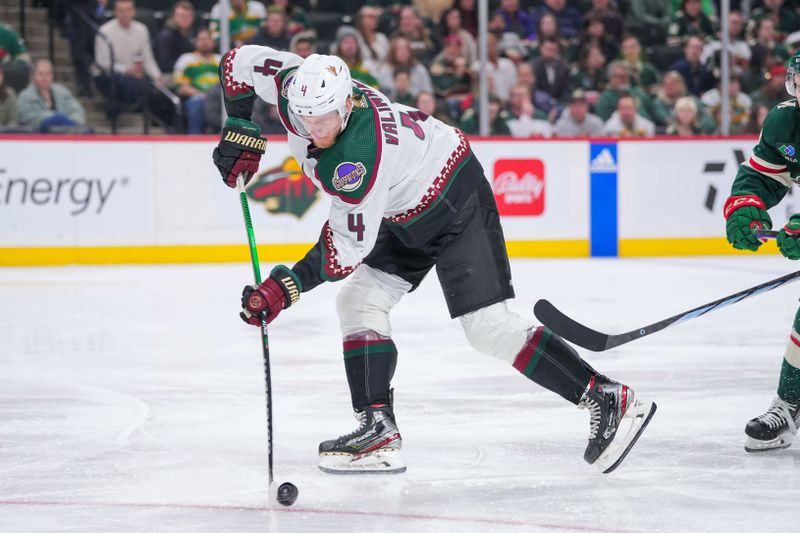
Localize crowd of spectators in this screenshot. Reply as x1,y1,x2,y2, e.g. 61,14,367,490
2,0,800,136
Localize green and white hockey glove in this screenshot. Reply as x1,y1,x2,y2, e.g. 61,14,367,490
724,195,772,251
778,214,800,260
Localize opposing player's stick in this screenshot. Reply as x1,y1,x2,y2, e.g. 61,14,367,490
236,175,276,487
535,230,794,352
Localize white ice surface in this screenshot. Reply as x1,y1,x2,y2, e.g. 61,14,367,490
2,256,800,532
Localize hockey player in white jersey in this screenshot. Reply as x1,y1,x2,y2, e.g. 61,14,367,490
212,46,656,474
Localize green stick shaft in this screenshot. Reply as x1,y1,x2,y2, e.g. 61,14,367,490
237,175,274,486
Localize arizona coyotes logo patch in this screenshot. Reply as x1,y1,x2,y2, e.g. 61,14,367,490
327,65,338,76
333,162,366,192
248,158,319,218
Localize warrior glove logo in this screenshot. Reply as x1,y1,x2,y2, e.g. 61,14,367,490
332,162,366,192
223,131,267,153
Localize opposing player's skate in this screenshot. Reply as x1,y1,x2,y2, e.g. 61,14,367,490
318,404,406,474
744,396,800,452
578,374,656,473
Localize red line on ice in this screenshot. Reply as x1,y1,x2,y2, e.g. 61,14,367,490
0,499,646,533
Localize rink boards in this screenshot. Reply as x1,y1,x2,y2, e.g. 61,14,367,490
0,135,785,265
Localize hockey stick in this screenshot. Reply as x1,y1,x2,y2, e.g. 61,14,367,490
534,230,784,351
535,269,800,351
236,175,275,487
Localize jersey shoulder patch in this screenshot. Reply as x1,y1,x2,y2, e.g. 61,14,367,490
314,89,382,204
760,100,800,164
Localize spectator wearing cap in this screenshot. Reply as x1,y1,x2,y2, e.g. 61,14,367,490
751,0,799,40
17,59,86,133
289,30,317,59
669,36,715,96
595,60,657,122
701,10,750,74
391,6,440,65
666,0,714,48
173,28,219,134
248,7,291,49
209,0,267,46
333,28,380,88
604,92,655,137
532,0,583,40
570,43,607,101
554,89,606,137
584,0,624,43
530,38,570,101
375,36,433,98
506,84,553,138
750,64,790,110
440,8,477,66
471,33,517,102
355,6,390,64
153,1,195,74
270,0,312,36
494,0,536,42
0,67,18,127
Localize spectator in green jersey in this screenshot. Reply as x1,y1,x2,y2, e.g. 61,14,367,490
174,28,220,134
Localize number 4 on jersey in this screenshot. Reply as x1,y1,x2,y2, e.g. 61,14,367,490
400,111,429,140
348,213,365,241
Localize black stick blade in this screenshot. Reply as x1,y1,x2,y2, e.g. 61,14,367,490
534,300,610,351
535,269,800,353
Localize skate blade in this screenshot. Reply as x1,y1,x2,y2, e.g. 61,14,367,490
318,450,406,475
596,400,657,474
744,433,794,453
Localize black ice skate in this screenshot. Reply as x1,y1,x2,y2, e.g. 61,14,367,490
744,396,800,453
578,374,657,473
318,404,406,474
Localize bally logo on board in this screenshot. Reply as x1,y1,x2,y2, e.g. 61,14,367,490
492,159,545,216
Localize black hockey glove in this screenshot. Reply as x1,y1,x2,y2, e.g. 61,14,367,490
213,117,267,188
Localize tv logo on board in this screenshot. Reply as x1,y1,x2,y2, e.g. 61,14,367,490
590,148,617,173
492,159,545,216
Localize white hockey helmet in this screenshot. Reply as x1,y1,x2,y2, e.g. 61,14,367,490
288,54,353,120
786,51,800,96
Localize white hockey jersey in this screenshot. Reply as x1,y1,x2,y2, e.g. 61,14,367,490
222,46,476,284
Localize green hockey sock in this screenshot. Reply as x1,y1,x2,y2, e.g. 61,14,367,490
512,327,595,405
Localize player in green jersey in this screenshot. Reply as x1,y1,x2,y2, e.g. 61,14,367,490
724,50,800,452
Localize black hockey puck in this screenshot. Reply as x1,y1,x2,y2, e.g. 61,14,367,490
276,482,298,507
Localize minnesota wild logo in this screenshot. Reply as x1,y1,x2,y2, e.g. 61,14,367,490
247,158,319,218
779,144,796,158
